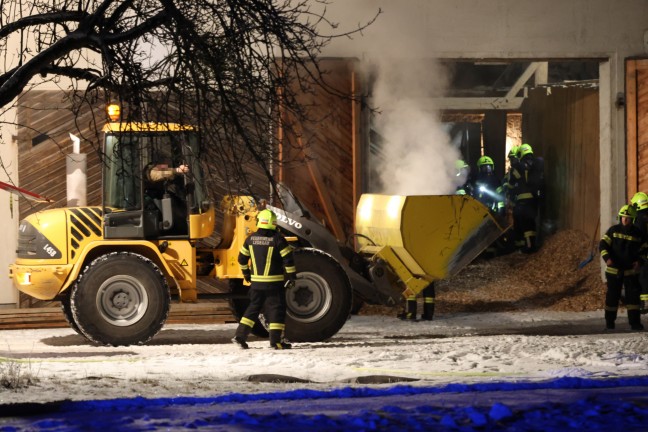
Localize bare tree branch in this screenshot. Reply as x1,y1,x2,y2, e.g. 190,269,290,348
0,0,379,201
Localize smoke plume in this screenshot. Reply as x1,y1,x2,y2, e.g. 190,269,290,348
366,59,462,195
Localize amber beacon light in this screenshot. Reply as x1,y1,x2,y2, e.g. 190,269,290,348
106,104,121,122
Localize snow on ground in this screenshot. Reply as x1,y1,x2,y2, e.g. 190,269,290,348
1,310,648,404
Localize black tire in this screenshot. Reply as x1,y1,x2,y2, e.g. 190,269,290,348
350,296,365,315
70,252,170,346
60,291,81,335
285,248,352,342
228,279,269,339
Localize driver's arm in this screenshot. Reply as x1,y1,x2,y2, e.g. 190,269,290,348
147,164,189,182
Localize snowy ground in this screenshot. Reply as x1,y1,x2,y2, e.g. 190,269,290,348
1,309,647,405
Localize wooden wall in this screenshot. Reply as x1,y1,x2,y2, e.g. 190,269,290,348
278,58,361,242
626,58,648,198
522,85,600,238
16,91,104,220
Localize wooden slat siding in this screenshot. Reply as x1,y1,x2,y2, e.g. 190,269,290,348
280,59,357,242
17,90,104,222
633,60,648,194
0,302,235,330
522,85,600,238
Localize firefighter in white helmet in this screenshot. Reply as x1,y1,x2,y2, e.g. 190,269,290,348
630,191,648,313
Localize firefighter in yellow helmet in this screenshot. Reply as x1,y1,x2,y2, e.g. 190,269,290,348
510,143,544,253
630,191,648,313
599,204,647,331
455,159,473,196
234,209,297,349
474,155,504,215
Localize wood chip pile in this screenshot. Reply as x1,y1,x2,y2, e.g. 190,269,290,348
360,229,607,316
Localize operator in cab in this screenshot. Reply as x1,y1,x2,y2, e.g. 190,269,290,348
144,146,191,235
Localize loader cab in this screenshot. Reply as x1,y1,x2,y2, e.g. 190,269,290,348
102,122,212,240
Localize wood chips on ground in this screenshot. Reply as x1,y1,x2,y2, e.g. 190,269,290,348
360,229,606,316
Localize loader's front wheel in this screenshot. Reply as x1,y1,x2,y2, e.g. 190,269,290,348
60,291,81,335
71,252,170,346
285,248,352,342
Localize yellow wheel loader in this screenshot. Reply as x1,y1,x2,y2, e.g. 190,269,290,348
9,119,508,346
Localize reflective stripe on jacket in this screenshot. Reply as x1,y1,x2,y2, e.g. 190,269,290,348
238,228,296,284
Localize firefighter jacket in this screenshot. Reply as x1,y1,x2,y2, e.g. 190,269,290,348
238,228,296,287
600,223,647,276
509,155,543,204
633,209,648,238
503,161,522,205
474,173,503,212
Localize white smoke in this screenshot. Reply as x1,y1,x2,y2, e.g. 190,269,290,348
367,59,462,195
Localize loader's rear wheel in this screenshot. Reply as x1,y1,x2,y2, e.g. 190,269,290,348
71,252,170,346
60,291,81,335
228,279,269,339
285,248,352,342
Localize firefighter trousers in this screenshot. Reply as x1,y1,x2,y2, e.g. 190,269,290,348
236,284,287,343
604,273,642,329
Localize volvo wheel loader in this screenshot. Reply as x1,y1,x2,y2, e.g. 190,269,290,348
9,115,508,346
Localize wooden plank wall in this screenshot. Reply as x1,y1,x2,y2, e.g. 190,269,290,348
522,85,600,238
278,58,360,242
626,58,648,197
16,90,105,221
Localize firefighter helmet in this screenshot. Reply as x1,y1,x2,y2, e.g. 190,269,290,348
631,192,648,211
619,204,636,219
520,143,534,157
477,156,494,167
455,159,469,171
508,146,520,159
256,209,277,230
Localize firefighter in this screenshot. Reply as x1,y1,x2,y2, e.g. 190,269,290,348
600,204,647,331
474,155,504,216
233,209,297,349
455,160,473,196
630,191,648,313
502,146,521,206
398,282,436,321
511,143,543,253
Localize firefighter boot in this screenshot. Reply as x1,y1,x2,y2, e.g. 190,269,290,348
604,310,617,330
640,293,648,314
421,298,435,321
405,297,417,321
628,309,644,331
269,329,292,350
232,320,253,349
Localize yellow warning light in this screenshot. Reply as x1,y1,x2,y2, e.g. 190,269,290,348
106,104,121,122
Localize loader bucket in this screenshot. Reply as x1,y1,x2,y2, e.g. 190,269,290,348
355,194,508,281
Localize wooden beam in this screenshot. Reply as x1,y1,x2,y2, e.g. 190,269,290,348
297,137,345,241
351,69,361,236
626,59,638,199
